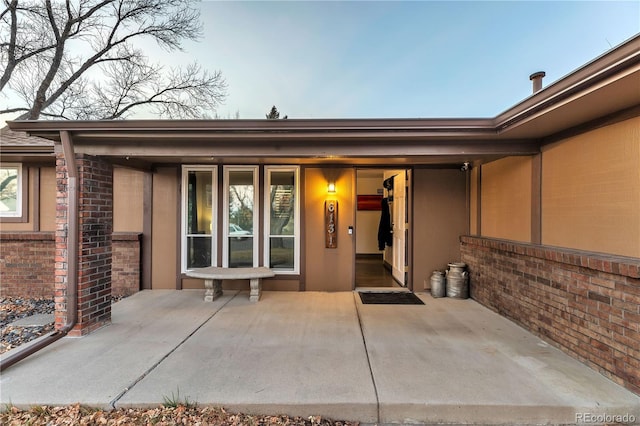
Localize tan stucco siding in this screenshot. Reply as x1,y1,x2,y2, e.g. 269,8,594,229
542,117,640,257
39,167,56,231
412,169,467,290
470,166,479,235
113,167,144,233
304,168,355,292
480,156,532,242
151,167,178,289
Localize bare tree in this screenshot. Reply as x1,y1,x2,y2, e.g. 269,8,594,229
0,0,226,120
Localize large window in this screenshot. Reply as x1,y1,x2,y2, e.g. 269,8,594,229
224,166,259,267
264,167,299,273
181,166,216,271
0,164,22,218
181,165,299,274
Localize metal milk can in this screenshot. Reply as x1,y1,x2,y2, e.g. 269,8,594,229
430,270,446,298
446,262,469,299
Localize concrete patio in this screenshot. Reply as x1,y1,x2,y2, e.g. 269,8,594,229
1,290,639,425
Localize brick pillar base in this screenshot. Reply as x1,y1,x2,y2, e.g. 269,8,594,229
56,152,113,336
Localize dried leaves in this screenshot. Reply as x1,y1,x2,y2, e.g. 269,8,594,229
0,404,359,426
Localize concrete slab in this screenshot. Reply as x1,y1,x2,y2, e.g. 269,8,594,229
117,292,378,423
0,290,236,409
356,292,640,425
2,290,639,425
10,313,54,327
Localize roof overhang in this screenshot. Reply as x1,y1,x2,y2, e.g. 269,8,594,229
6,34,640,167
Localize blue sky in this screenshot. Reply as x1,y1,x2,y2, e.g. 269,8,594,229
3,1,640,122
175,0,639,119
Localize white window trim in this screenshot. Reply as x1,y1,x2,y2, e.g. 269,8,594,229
223,166,259,268
181,165,217,273
0,163,23,218
264,166,300,274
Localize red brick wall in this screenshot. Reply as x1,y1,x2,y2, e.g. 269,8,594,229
112,233,141,297
0,231,141,299
0,232,55,297
461,235,640,395
56,154,113,336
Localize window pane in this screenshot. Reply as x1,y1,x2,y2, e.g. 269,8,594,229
269,237,294,269
187,171,213,234
0,167,19,215
187,236,212,269
229,237,254,267
269,171,295,235
229,171,254,234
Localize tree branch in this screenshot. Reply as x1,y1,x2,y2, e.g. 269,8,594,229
1,0,225,120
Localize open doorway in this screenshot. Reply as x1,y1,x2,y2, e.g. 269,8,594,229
355,168,410,289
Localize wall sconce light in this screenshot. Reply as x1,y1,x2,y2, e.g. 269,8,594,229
327,182,336,193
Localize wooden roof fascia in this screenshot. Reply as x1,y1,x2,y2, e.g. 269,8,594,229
7,117,493,131
71,138,540,158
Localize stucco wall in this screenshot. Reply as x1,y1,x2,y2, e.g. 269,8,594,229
113,167,144,233
412,168,467,290
480,156,532,242
304,167,355,292
542,117,640,258
469,166,479,235
152,167,179,289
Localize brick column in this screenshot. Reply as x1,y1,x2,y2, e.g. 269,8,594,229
56,153,113,336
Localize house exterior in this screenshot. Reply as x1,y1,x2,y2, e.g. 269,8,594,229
1,35,639,394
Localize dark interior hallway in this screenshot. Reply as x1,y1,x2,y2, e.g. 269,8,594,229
355,254,398,288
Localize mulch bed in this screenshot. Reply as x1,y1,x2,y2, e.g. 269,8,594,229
0,404,358,425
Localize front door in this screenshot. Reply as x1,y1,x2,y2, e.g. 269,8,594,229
391,172,406,285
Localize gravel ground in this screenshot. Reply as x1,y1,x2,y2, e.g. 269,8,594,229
0,296,126,354
0,297,55,354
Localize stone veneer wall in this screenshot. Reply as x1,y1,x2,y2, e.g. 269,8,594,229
0,232,55,297
461,235,640,395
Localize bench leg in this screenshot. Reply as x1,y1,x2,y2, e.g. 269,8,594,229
204,279,223,302
249,278,261,302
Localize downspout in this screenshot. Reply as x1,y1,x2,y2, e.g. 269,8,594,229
0,131,78,371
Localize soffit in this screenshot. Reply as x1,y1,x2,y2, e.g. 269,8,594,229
496,63,640,140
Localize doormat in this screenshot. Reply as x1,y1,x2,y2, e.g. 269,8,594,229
359,291,424,305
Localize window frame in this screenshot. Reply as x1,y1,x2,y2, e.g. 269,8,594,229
0,163,26,221
264,166,300,274
223,165,259,268
181,165,217,273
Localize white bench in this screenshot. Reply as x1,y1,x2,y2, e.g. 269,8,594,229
185,266,275,302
